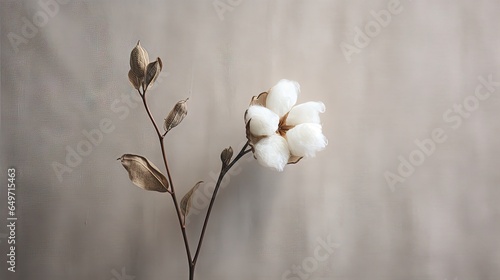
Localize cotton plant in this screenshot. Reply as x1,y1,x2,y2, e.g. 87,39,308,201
245,79,328,171
118,41,328,280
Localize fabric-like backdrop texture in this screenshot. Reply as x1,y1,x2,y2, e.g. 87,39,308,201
1,0,500,279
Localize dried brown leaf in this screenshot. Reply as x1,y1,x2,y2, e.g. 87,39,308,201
180,181,204,218
128,70,141,90
119,154,169,192
144,57,162,90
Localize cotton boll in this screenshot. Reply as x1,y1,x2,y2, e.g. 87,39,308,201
245,105,280,136
286,101,325,126
254,135,290,171
286,123,328,157
266,79,300,117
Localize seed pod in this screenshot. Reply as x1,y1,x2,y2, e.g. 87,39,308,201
164,98,189,133
128,70,141,90
144,57,162,90
130,40,149,79
220,146,233,168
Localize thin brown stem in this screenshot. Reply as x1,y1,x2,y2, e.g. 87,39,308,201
140,86,251,280
160,137,193,263
139,89,162,139
140,88,193,274
192,142,252,265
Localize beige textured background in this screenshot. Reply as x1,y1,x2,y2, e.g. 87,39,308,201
1,0,500,279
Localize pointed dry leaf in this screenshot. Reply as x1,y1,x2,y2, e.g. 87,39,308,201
220,146,233,168
180,181,203,217
128,70,141,90
164,98,189,133
119,154,169,192
144,57,162,90
130,40,149,79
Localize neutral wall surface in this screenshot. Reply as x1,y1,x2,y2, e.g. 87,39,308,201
1,1,500,280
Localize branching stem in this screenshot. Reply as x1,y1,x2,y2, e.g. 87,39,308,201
193,143,251,265
139,87,250,280
140,88,192,272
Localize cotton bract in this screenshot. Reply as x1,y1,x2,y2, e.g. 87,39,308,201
245,79,327,171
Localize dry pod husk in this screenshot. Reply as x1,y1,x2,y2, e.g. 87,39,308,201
128,70,141,90
144,57,162,90
164,98,189,133
249,92,268,107
119,154,169,192
130,41,149,79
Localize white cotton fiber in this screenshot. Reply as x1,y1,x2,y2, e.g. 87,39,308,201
266,79,300,117
286,101,325,126
286,123,328,157
254,135,290,172
245,105,279,137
